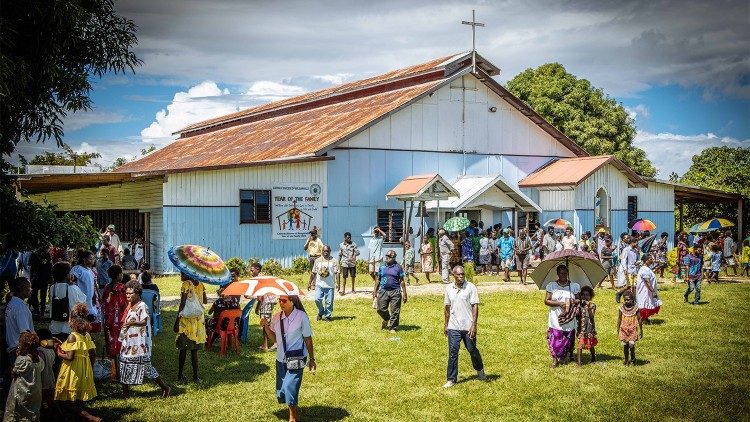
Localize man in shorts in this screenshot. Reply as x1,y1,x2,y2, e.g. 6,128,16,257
304,229,324,290
368,226,385,282
338,232,360,295
722,230,737,276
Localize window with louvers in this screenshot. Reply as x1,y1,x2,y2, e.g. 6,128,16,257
377,210,404,243
240,190,271,224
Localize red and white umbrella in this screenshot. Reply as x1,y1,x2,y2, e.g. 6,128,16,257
222,276,303,297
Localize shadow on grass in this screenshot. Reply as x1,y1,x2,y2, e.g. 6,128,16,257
90,401,139,421
644,318,666,325
394,324,421,332
328,315,356,321
456,373,502,384
273,405,349,421
693,301,710,305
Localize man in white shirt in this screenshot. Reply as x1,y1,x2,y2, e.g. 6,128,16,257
367,226,385,281
5,278,34,366
48,262,87,341
561,228,577,250
438,229,454,284
312,245,339,322
443,265,486,388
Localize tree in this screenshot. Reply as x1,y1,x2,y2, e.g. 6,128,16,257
506,63,657,177
678,147,749,237
105,144,157,171
27,143,101,168
0,0,141,172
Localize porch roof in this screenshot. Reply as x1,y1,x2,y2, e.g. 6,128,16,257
425,174,542,213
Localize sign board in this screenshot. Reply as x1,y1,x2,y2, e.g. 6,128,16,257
272,183,323,240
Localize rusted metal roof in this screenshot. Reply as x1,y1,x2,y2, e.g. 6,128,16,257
518,155,647,188
16,173,163,194
116,80,448,174
386,174,460,201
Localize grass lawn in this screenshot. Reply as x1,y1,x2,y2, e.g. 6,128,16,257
92,279,750,421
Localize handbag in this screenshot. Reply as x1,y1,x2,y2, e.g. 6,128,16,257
180,283,204,318
279,315,305,370
50,284,69,321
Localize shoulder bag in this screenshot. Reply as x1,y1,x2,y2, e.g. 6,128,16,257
279,314,306,370
50,284,69,321
180,283,204,318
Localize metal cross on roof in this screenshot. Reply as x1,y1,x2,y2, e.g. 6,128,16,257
462,9,485,72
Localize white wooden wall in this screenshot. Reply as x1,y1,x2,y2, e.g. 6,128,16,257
162,162,327,206
628,182,675,212
340,74,577,158
538,190,576,211
574,165,630,210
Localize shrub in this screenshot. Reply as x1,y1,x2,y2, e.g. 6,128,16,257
463,261,476,283
290,256,310,274
356,259,369,275
262,258,287,276
225,257,248,276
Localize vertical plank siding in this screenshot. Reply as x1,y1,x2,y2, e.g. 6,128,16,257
574,165,629,210
29,178,164,210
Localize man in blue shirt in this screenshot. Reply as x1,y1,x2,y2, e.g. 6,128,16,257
373,250,408,333
497,230,515,282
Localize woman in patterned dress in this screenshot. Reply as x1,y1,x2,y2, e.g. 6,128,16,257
119,280,171,398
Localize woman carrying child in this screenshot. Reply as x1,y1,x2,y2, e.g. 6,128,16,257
617,290,643,366
55,303,100,421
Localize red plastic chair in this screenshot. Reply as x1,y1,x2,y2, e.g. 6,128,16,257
207,309,242,356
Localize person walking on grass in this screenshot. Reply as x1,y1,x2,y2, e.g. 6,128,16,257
708,244,722,283
722,230,737,277
615,237,639,303
373,250,408,333
368,226,386,283
312,245,338,322
438,229,453,284
544,265,581,368
303,229,324,291
576,286,598,366
420,237,434,283
402,241,418,285
684,245,704,305
337,232,359,295
497,229,514,282
260,295,316,422
174,273,207,383
597,238,616,289
443,265,486,388
513,229,532,285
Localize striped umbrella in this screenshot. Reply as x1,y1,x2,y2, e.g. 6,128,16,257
694,218,734,232
443,216,470,232
629,219,656,232
544,218,572,230
222,276,303,297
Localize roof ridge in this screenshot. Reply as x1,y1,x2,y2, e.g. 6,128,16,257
178,52,471,136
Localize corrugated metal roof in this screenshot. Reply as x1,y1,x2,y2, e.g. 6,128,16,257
16,173,163,194
116,80,447,174
425,175,542,212
385,174,460,201
518,155,647,188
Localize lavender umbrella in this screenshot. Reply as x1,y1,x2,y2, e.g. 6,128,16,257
531,249,607,290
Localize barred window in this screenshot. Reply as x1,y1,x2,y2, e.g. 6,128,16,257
240,190,271,224
377,210,404,243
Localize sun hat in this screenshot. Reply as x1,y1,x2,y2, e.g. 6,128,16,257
107,224,115,230
598,228,606,233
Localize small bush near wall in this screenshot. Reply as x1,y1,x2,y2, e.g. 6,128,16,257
356,259,369,275
463,261,476,284
262,258,287,276
225,257,248,276
290,256,310,274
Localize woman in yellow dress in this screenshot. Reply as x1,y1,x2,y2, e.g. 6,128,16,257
55,303,101,422
174,272,207,382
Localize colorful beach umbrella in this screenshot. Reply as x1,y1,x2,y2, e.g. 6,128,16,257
168,245,232,285
443,216,470,232
629,219,656,232
544,218,572,230
694,218,734,232
531,249,607,289
222,276,303,297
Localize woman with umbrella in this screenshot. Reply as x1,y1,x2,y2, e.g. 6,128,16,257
260,295,316,422
543,265,581,367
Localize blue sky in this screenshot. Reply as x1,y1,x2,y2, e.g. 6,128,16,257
12,0,749,177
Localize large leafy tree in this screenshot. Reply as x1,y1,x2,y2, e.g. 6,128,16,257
0,0,140,251
679,147,749,238
25,144,101,167
506,63,657,177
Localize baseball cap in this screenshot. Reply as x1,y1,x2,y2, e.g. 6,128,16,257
107,224,115,230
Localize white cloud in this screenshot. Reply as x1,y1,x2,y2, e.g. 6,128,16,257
63,110,126,131
243,81,306,102
624,104,650,122
633,130,750,176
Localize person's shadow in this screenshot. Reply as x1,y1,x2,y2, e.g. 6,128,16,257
394,324,420,332
274,405,349,421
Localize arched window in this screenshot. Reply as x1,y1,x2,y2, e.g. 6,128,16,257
594,187,609,229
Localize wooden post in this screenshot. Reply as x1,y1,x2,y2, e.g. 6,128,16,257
512,208,518,233
738,198,744,240
678,201,684,233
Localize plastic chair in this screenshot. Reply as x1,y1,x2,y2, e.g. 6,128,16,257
208,309,242,356
141,290,162,335
239,299,256,344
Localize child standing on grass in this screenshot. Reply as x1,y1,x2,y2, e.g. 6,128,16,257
684,246,704,305
740,240,750,277
402,241,418,285
55,303,100,422
576,286,597,366
4,332,45,422
709,244,722,283
617,290,642,366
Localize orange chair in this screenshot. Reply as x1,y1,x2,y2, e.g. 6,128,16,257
207,309,242,356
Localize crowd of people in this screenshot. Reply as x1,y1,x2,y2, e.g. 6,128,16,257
1,218,747,421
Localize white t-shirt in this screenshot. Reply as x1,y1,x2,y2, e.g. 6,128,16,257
444,281,480,331
561,235,577,250
636,266,659,310
313,257,339,289
545,281,581,331
48,282,87,335
272,308,313,363
4,296,34,351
